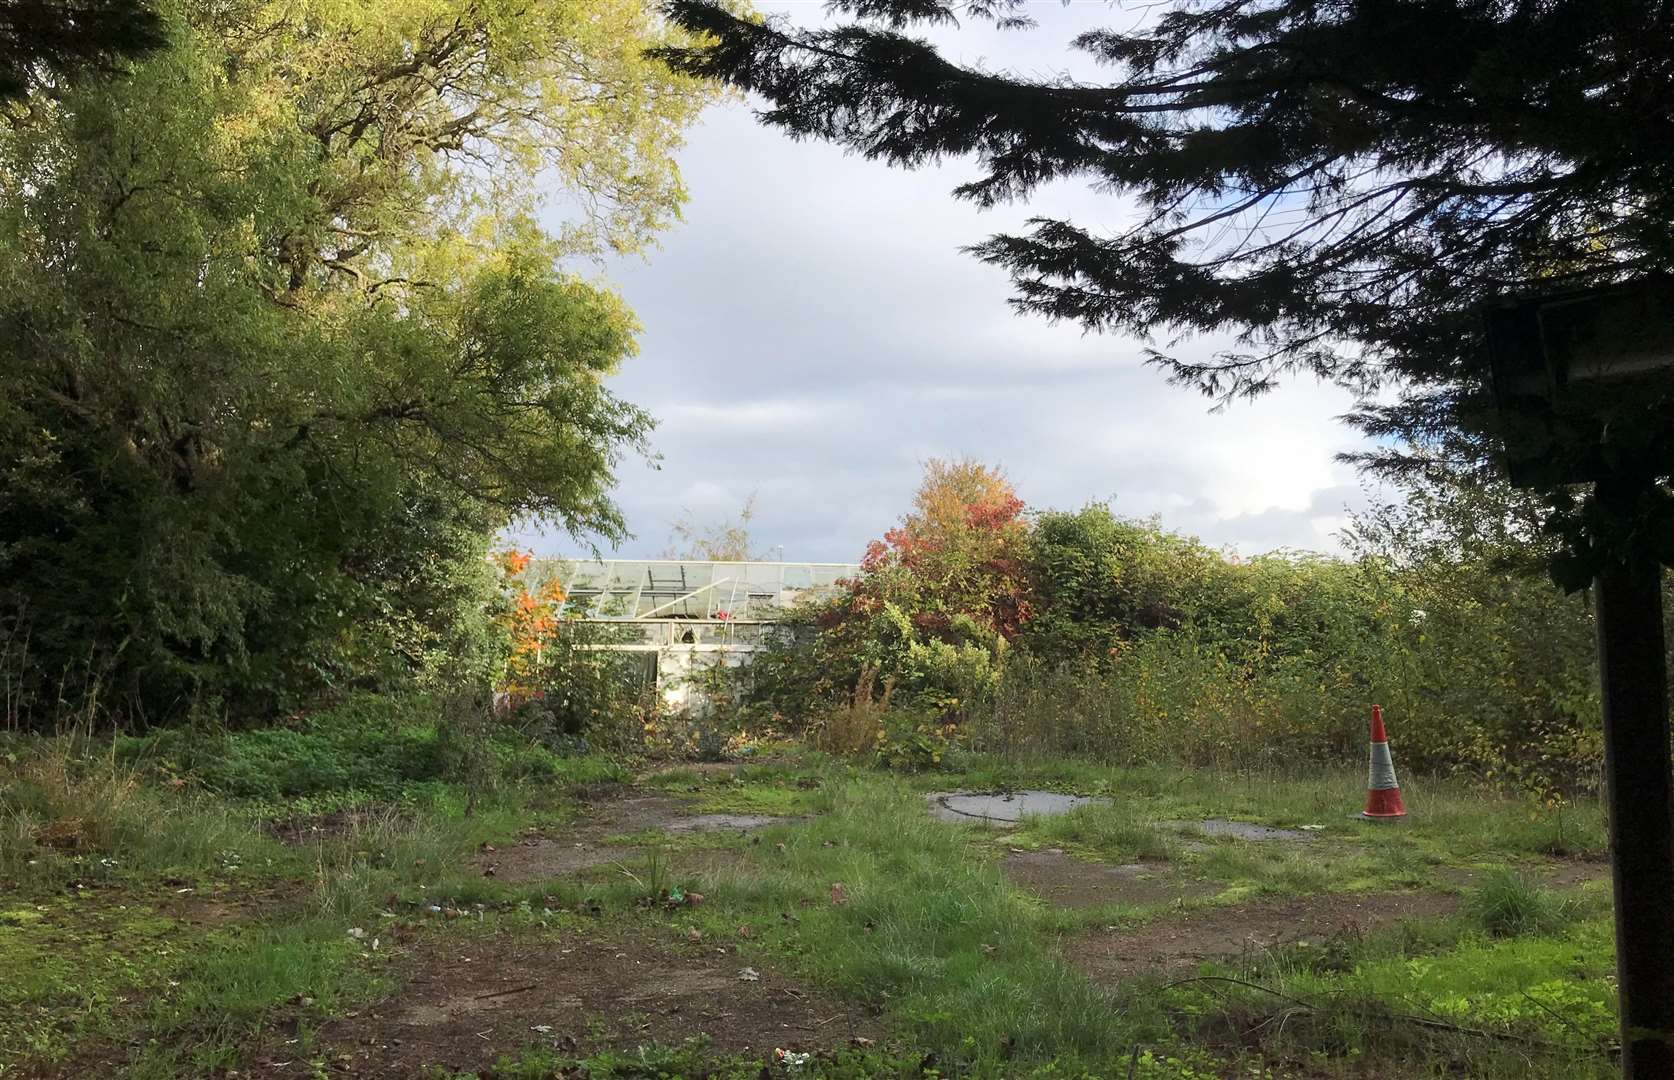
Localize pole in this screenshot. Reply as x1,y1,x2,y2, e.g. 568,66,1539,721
1593,508,1674,1077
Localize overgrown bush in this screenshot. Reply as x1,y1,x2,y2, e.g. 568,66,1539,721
737,462,1619,797
110,692,612,801
808,667,895,757
117,700,445,801
496,554,655,754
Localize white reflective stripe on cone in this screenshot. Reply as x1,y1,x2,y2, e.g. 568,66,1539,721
1367,741,1399,790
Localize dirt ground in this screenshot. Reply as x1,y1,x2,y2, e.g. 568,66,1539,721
1001,849,1217,909
1435,858,1610,891
1067,890,1463,981
247,927,881,1078
472,789,791,885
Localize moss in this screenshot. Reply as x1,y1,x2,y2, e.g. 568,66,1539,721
0,892,216,1066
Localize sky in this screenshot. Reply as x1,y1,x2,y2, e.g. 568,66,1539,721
528,1,1377,565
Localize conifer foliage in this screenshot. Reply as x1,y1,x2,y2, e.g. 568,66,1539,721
657,0,1674,483
0,0,165,101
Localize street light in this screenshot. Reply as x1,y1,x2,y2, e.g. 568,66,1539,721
1483,277,1674,1079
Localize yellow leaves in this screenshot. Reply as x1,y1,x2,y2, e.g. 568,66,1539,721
194,0,722,278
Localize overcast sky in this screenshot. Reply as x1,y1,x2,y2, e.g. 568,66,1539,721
528,2,1376,564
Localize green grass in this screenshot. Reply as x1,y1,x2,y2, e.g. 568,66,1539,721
1197,914,1620,1074
644,760,832,816
0,896,198,1066
125,916,393,1079
672,775,1173,1072
1465,868,1583,938
0,741,1621,1080
1009,801,1178,863
481,1039,942,1079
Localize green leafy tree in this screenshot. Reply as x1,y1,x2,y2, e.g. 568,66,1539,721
0,0,722,725
1024,505,1214,664
764,459,1028,718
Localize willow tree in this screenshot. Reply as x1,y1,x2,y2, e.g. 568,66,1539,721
0,0,722,722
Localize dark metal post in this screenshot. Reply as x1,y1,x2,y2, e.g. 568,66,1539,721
1593,498,1674,1077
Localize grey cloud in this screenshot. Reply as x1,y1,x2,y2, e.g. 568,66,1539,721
522,5,1375,565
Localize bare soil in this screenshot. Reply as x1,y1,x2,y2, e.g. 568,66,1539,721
1069,890,1462,981
476,837,631,883
473,789,794,884
247,928,881,1078
1434,859,1610,891
1001,849,1216,909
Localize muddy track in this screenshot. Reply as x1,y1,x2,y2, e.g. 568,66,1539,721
244,927,882,1078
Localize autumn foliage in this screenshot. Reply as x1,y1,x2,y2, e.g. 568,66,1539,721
739,463,1618,795
493,549,566,697
808,459,1032,717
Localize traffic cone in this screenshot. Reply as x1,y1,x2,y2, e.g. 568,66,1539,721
1360,705,1407,820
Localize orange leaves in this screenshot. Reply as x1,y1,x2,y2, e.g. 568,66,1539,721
494,548,566,692
842,458,1034,644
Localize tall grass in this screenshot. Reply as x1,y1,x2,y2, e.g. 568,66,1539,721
809,665,895,756
1,735,267,885
1466,869,1578,937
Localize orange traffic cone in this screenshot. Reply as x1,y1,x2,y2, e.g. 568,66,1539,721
1360,705,1407,820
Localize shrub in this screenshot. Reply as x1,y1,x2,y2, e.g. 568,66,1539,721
121,705,447,802
873,710,958,771
809,666,895,756
1465,869,1576,938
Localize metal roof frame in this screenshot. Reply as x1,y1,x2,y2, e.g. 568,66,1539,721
535,559,857,623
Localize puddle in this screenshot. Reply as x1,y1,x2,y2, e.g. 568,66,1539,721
1188,818,1312,842
663,813,793,832
928,790,1105,825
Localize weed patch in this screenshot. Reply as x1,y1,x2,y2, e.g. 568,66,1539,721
1465,868,1580,938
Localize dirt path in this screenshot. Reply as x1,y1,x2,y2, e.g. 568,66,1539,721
1002,849,1217,909
247,928,880,1078
1436,859,1610,890
474,790,797,884
1069,890,1461,982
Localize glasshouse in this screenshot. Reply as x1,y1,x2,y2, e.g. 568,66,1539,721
534,559,857,709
